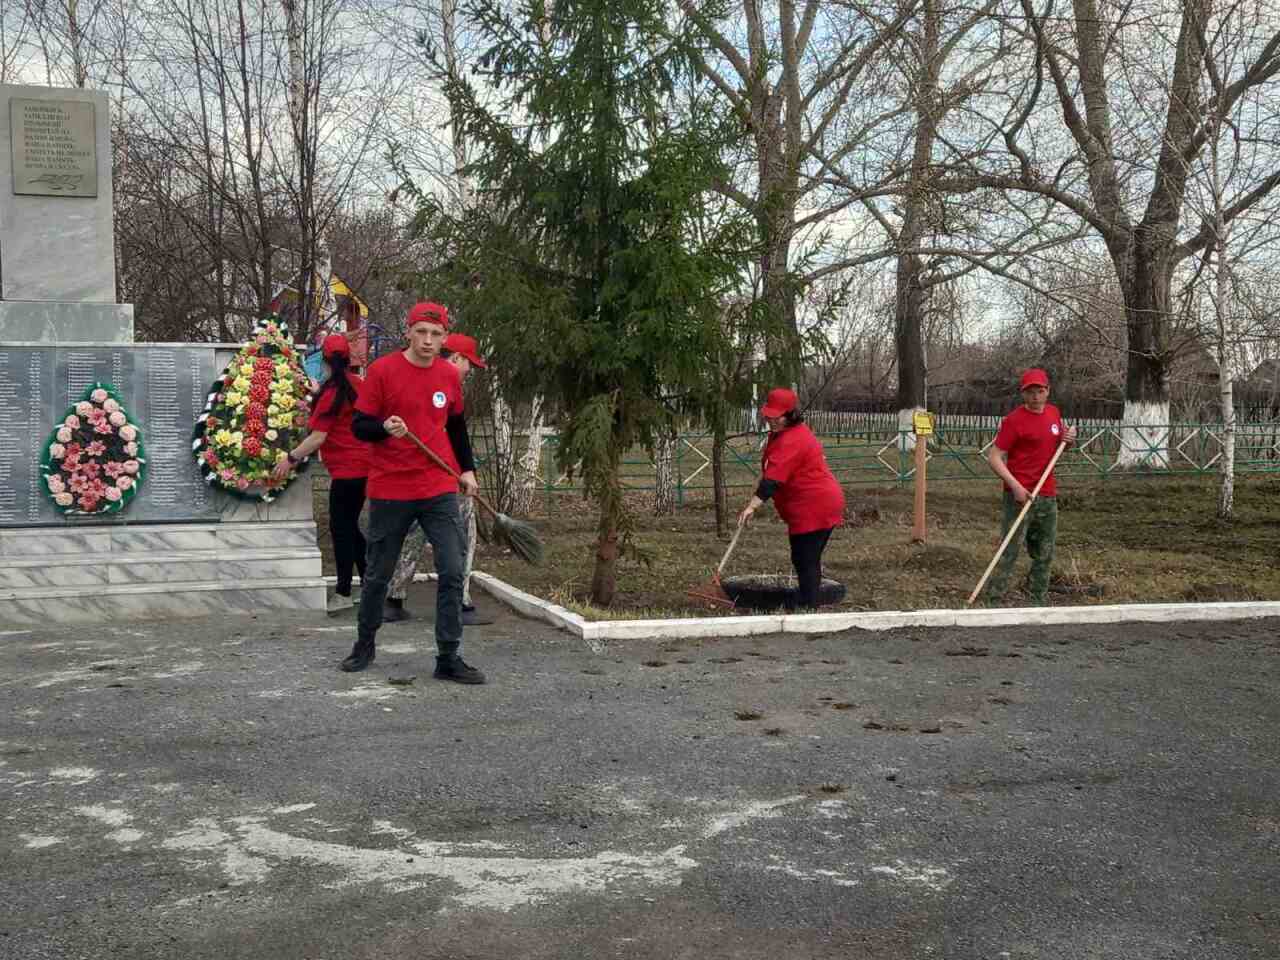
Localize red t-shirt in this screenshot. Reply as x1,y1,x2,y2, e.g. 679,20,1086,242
993,403,1066,497
355,351,464,500
307,373,370,480
761,423,846,535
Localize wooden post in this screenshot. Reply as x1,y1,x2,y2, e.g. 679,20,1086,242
911,411,933,543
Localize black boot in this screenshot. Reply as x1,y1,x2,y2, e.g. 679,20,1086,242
383,597,411,622
340,636,376,672
434,654,485,685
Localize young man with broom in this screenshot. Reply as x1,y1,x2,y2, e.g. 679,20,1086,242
979,368,1077,607
383,333,488,626
343,301,485,682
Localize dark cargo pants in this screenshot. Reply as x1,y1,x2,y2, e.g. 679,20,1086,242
982,491,1058,606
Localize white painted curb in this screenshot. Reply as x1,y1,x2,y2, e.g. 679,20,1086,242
473,573,1280,644
328,572,1280,646
324,574,438,584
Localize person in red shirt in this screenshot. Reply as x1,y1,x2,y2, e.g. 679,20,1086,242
384,332,488,625
273,333,370,613
340,302,485,682
736,388,846,610
981,368,1078,606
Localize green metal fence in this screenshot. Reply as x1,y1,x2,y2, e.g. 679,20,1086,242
470,421,1280,500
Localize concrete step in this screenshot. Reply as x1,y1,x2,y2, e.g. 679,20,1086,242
0,520,317,557
0,548,321,591
0,577,326,627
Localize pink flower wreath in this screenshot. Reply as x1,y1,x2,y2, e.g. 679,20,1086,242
40,383,147,516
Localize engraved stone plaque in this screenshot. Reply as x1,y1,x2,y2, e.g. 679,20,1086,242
10,97,97,197
0,345,220,526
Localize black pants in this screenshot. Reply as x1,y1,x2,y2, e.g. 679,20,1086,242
788,527,834,610
329,477,368,595
357,494,465,656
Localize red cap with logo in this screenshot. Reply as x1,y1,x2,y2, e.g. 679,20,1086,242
321,333,350,359
760,387,798,419
406,301,450,330
1019,368,1049,390
444,333,486,369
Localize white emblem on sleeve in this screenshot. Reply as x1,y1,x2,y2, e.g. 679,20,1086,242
432,391,447,409
1051,422,1061,436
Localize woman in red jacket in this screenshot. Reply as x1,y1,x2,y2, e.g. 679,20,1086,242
272,333,371,613
737,388,845,610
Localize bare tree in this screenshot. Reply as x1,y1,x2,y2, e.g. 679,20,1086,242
1,3,36,82
19,0,109,87
677,0,918,363
104,0,397,343
938,0,1280,464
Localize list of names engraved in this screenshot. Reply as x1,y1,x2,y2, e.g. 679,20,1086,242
0,346,220,526
26,354,43,521
0,354,21,521
146,351,181,506
189,353,209,510
10,98,98,198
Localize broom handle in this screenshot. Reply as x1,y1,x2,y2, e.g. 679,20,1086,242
966,440,1068,606
716,521,746,577
402,427,501,521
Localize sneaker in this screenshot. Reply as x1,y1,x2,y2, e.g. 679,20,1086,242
461,605,493,626
382,602,412,623
434,655,486,685
327,592,354,615
340,638,375,672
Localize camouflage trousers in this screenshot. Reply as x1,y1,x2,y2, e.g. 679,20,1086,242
981,492,1058,606
387,494,476,605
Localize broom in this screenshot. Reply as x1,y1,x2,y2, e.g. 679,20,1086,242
403,427,544,566
686,520,745,608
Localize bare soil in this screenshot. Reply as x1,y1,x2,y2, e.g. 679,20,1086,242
314,473,1280,620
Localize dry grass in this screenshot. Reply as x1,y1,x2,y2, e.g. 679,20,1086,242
315,473,1280,620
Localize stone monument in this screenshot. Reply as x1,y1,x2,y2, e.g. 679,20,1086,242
0,84,325,626
0,84,133,342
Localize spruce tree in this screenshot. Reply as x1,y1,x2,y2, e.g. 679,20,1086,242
424,0,756,604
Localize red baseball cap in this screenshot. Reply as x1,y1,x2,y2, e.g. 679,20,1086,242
406,301,450,330
1019,368,1050,390
444,333,486,369
321,333,350,358
760,387,798,419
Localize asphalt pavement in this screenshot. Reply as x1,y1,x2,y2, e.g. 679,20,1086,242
3,582,1279,959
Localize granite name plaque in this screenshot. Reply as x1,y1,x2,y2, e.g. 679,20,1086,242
10,97,97,197
0,345,218,526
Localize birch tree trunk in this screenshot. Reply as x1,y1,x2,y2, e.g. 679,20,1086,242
1210,90,1234,519
66,0,88,87
510,397,545,516
712,431,728,538
653,426,677,515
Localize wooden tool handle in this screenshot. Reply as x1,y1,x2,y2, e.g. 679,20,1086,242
716,521,745,577
403,427,499,520
966,441,1067,606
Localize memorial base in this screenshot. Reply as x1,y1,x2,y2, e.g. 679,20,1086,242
0,301,134,343
0,519,325,626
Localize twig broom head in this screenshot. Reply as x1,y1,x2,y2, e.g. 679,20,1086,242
493,511,544,565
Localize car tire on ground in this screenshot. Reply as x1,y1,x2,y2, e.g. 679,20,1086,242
720,574,846,612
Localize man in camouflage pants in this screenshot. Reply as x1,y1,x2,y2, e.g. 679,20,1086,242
981,368,1076,606
384,334,487,626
